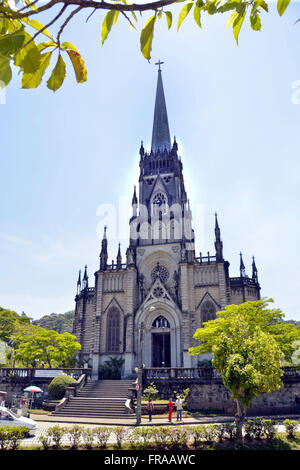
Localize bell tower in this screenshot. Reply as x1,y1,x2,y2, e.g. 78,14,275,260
129,64,194,255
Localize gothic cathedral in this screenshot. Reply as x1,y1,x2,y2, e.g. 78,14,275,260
73,67,261,378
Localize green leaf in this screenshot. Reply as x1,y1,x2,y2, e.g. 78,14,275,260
277,0,290,16
226,10,239,28
101,10,119,45
165,11,172,29
256,0,268,12
177,2,194,30
217,1,241,13
66,49,87,83
37,41,57,52
233,9,246,45
61,41,78,52
131,11,138,23
0,54,12,87
15,33,41,73
0,28,26,57
22,51,52,89
47,54,66,92
22,43,41,73
140,15,156,61
194,3,202,28
22,18,53,40
250,12,261,31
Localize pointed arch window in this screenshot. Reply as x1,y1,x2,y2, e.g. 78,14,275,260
152,315,170,329
106,307,120,352
152,191,168,216
201,301,216,324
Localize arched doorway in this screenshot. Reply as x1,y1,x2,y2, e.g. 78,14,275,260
151,315,171,367
135,301,182,368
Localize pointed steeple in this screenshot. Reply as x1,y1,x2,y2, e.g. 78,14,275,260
214,212,223,262
151,63,171,153
252,256,258,282
100,226,108,271
117,243,122,270
132,185,138,206
82,265,88,289
240,252,246,278
76,269,81,295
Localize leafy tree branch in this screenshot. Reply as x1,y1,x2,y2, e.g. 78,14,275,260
0,0,293,91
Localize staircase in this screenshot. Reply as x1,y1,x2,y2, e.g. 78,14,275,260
52,380,135,419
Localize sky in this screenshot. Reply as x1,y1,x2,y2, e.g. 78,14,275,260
1,2,300,321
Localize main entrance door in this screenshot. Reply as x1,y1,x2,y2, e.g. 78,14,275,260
152,332,171,367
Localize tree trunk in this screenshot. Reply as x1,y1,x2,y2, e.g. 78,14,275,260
235,399,247,440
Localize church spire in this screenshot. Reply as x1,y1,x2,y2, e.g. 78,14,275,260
76,269,81,295
100,226,108,271
151,62,171,153
214,212,223,262
82,265,88,289
252,255,258,283
117,243,122,270
240,252,246,278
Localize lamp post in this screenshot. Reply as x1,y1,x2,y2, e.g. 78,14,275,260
162,323,165,367
136,321,145,426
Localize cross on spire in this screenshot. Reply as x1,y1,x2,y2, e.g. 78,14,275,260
155,60,164,71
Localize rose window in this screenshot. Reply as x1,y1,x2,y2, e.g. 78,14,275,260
151,264,169,283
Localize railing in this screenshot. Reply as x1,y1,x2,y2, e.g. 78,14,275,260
143,367,222,381
143,366,300,381
230,277,258,286
106,263,127,271
195,253,217,264
0,367,92,381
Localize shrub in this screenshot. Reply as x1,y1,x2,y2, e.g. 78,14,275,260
98,357,124,380
67,425,83,449
0,426,27,450
222,423,238,441
113,426,128,449
128,427,153,450
150,426,171,450
283,419,299,439
47,425,66,448
167,426,188,449
214,423,227,442
244,419,263,441
261,419,277,440
39,434,52,450
201,424,217,442
94,426,111,448
48,374,76,400
189,425,204,448
143,382,159,401
82,428,94,449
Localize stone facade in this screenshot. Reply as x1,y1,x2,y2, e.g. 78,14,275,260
72,69,261,379
143,370,300,415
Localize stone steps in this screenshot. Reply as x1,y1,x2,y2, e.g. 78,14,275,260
52,380,135,419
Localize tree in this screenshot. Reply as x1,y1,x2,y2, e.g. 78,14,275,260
11,323,81,367
0,307,31,344
189,298,300,439
0,0,293,91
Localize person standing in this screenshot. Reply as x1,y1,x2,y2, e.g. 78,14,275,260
147,399,154,422
175,395,183,422
167,398,173,422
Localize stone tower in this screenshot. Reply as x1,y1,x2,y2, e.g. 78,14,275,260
73,67,261,379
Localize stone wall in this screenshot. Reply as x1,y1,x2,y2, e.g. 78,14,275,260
145,374,300,416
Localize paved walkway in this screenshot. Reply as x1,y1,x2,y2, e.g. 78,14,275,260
30,412,300,427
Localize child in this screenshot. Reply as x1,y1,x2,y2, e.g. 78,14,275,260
147,398,154,422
